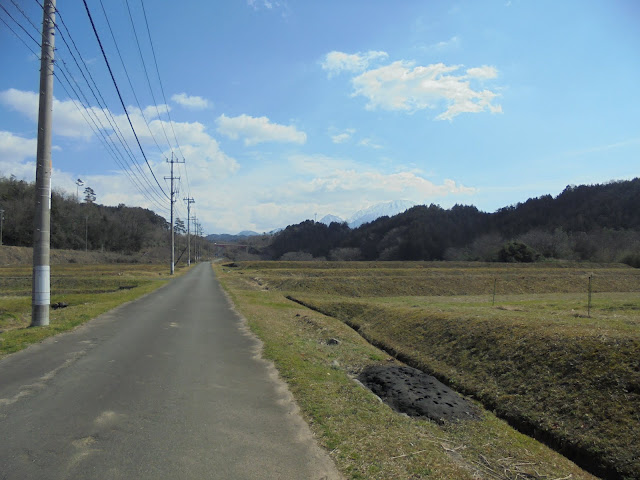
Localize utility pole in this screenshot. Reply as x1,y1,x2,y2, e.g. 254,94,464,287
85,215,88,252
76,178,84,202
165,153,183,274
194,220,200,262
31,0,56,327
0,208,4,246
183,197,195,266
190,215,197,262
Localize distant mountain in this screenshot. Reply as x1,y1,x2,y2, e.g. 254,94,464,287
206,230,274,243
207,233,241,243
263,178,640,265
237,230,260,237
206,233,254,243
348,200,416,228
319,214,345,225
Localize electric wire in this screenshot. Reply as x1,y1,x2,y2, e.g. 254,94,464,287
123,0,174,158
54,67,169,213
0,10,40,57
98,0,168,158
0,2,40,47
55,9,165,205
9,0,40,34
54,6,168,207
133,0,197,215
5,0,182,217
55,63,169,212
3,0,169,212
81,0,169,200
139,0,192,198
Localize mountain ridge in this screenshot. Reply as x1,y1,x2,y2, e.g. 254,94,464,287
263,178,640,264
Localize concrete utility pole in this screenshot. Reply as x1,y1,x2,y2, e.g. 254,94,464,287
165,153,183,274
31,0,56,327
190,215,197,262
75,178,83,202
183,197,195,266
193,220,199,261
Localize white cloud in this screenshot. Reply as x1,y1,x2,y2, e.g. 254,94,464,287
0,88,238,180
350,60,502,120
420,36,461,51
0,88,101,139
283,154,475,202
186,151,478,233
171,93,210,110
0,131,38,180
216,114,307,146
435,35,461,49
247,0,288,12
358,138,383,149
321,50,389,77
466,65,498,79
0,130,37,161
306,169,475,197
331,128,355,144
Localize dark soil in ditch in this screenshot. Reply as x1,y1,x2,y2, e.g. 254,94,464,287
358,365,480,423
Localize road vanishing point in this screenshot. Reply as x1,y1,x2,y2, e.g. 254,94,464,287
0,263,341,479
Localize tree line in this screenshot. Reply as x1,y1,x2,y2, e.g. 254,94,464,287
0,175,197,255
257,178,640,266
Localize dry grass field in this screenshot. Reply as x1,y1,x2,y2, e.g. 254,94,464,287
217,261,640,480
0,263,180,357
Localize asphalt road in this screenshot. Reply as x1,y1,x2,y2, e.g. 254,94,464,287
0,263,340,479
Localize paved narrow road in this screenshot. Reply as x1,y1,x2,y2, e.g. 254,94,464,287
0,263,340,479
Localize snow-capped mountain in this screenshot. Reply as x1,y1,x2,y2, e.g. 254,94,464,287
318,214,345,225
347,200,416,228
237,230,260,237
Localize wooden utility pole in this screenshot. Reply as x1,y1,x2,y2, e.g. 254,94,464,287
31,0,56,327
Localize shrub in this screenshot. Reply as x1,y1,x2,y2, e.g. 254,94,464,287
498,241,540,263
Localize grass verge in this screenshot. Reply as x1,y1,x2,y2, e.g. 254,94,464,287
215,262,597,480
0,263,189,358
290,294,639,479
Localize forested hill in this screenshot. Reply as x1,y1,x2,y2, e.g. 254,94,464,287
0,175,169,252
491,180,640,236
266,178,640,265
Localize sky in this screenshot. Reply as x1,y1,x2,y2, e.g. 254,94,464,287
0,0,638,234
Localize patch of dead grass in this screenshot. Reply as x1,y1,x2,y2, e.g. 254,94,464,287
217,262,601,480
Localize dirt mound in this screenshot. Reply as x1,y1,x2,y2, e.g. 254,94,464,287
358,365,480,423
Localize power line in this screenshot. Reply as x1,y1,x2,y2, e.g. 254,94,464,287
3,0,178,216
98,0,168,158
0,2,41,47
9,0,40,33
53,6,168,207
139,0,192,196
8,0,170,210
124,0,174,158
0,10,40,57
54,65,169,213
81,0,169,200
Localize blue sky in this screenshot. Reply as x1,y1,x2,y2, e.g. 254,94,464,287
1,0,638,234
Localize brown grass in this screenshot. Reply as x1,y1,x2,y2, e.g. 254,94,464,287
216,261,613,480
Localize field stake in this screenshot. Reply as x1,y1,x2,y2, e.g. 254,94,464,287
587,275,593,318
492,278,497,306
